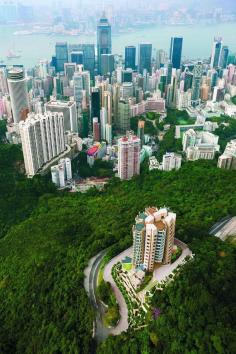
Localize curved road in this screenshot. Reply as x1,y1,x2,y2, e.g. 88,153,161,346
84,248,131,341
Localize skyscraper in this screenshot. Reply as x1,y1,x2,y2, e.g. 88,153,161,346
101,54,114,76
125,46,136,70
117,100,131,133
55,42,68,72
91,87,101,123
118,134,140,180
132,207,176,271
210,37,222,69
169,37,183,69
192,62,203,103
138,44,152,74
69,44,95,76
97,13,112,74
220,46,229,69
7,68,30,124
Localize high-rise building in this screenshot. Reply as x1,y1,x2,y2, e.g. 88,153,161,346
7,68,30,124
122,68,133,83
118,134,140,180
19,112,65,177
91,87,101,123
103,91,112,125
69,44,95,76
166,61,173,85
51,157,72,188
169,37,183,69
184,70,193,92
97,13,112,74
45,100,78,133
64,63,76,81
192,62,203,103
38,60,49,79
138,43,152,74
93,117,100,141
101,54,114,76
210,37,222,69
71,51,84,65
218,140,236,170
55,42,68,72
132,207,176,271
117,100,131,133
125,46,136,70
219,46,229,69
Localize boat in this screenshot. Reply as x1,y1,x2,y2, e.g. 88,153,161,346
7,50,21,59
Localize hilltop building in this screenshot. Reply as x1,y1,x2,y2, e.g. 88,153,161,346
133,207,176,272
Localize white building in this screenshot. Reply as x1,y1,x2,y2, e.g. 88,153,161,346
19,112,65,177
45,100,78,133
51,157,72,188
162,152,182,171
183,129,220,160
118,134,140,180
218,139,236,170
7,68,30,124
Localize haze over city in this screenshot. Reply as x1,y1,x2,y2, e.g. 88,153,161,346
0,1,235,353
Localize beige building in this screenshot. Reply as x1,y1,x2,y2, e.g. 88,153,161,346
133,207,176,272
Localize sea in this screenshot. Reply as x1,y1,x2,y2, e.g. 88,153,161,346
0,23,236,68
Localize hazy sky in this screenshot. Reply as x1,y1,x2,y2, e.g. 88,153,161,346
21,0,236,9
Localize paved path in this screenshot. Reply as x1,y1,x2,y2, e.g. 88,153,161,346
103,247,133,335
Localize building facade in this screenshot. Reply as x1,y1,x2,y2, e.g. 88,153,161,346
133,207,176,272
118,134,140,180
19,112,65,177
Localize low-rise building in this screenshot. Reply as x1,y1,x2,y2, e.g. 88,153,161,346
183,129,220,161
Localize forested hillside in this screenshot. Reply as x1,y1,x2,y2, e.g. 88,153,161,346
0,141,236,353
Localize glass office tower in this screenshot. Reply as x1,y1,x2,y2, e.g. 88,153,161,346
169,37,183,70
97,13,112,74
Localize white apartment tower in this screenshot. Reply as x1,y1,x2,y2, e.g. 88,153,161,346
118,134,140,180
7,68,30,123
19,112,65,177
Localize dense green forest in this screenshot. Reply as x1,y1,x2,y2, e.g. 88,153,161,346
98,238,236,354
0,131,236,353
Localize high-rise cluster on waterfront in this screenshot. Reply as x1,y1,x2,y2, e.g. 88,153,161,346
132,207,176,272
0,12,236,179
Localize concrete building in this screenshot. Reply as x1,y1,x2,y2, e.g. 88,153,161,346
162,152,182,171
45,100,78,133
218,139,236,170
51,157,72,188
133,207,176,272
118,134,140,180
7,68,30,124
183,129,220,161
117,100,131,133
19,112,65,177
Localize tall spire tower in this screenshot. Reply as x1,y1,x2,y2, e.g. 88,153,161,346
97,12,112,75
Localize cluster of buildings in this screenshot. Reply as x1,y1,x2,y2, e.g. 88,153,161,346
132,207,176,272
149,153,182,172
0,13,236,180
182,129,220,161
51,158,72,189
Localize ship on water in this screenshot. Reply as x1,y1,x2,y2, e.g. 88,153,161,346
7,50,21,60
